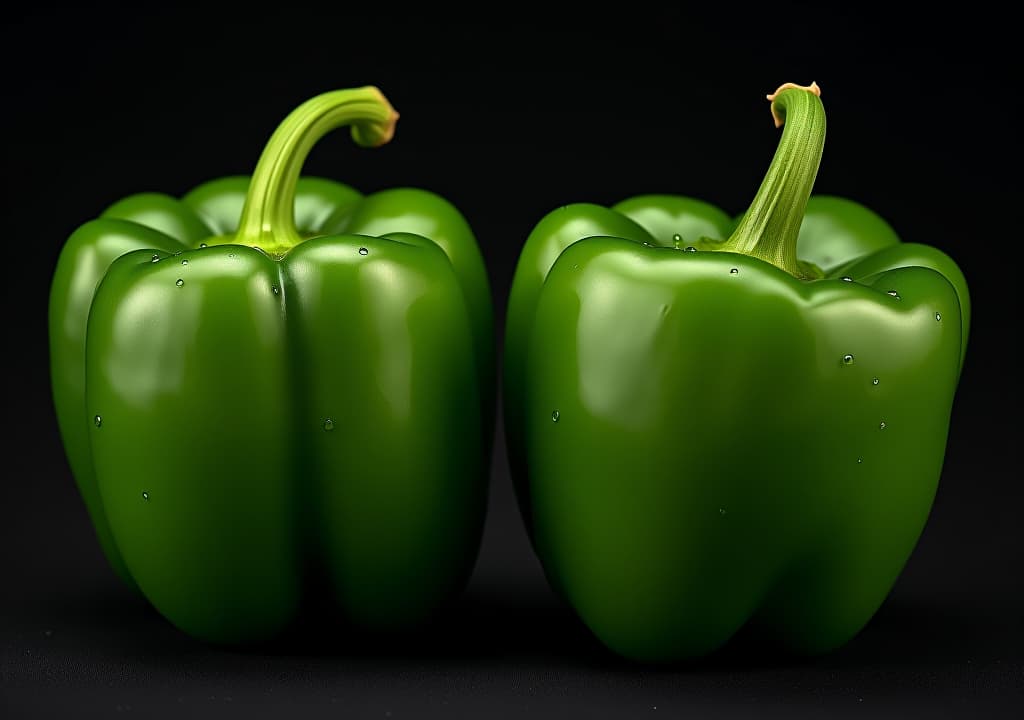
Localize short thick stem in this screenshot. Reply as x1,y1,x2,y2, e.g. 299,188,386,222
235,86,399,255
719,82,826,278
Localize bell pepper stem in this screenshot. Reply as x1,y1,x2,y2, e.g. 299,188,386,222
235,87,399,255
719,82,825,278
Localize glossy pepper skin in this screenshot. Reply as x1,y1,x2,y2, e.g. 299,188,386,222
49,88,493,643
505,83,969,662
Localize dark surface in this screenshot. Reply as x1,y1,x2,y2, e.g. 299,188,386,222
2,6,1021,718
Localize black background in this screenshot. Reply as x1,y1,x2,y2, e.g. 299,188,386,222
2,5,1021,718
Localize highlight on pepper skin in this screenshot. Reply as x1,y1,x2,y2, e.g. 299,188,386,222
48,87,495,644
504,81,969,662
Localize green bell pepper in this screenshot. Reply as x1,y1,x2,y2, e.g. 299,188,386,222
49,87,494,643
505,82,969,662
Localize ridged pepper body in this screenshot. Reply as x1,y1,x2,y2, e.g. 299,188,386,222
49,88,493,642
504,83,969,661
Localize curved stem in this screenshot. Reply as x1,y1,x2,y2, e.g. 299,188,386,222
718,82,825,278
235,86,398,255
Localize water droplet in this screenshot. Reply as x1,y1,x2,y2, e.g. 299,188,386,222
935,312,942,321
323,418,335,431
175,278,184,287
842,354,854,365
150,254,160,263
142,491,149,501
181,259,188,265
358,247,369,256
730,268,739,275
271,285,280,295
872,377,880,385
572,264,579,270
551,410,560,423
718,508,726,516
841,276,853,282
199,243,208,248
672,234,682,244
642,241,651,247
887,290,900,299
857,457,863,464
879,421,887,430
228,253,235,258
93,415,102,427
684,246,697,253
